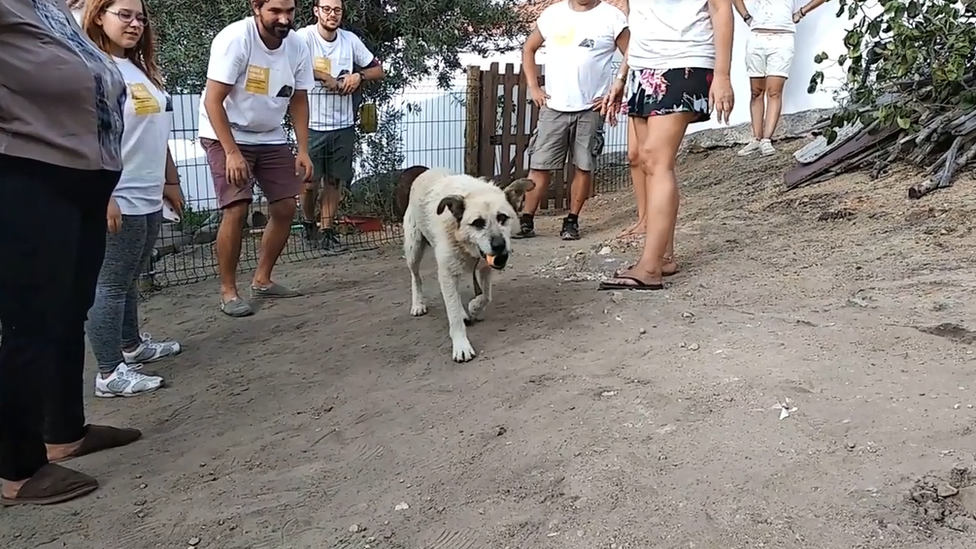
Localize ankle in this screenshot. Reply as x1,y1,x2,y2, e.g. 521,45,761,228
566,213,579,223
519,213,534,224
1,478,27,498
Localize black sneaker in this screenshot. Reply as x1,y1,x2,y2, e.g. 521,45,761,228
318,229,349,255
560,217,580,240
302,221,319,244
513,215,535,239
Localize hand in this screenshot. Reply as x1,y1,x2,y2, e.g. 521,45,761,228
792,10,803,23
295,151,314,182
529,85,550,108
709,74,735,125
163,184,184,215
598,78,626,127
225,149,251,187
107,198,122,234
315,70,340,91
338,72,363,95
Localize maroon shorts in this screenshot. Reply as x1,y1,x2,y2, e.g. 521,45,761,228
200,138,302,209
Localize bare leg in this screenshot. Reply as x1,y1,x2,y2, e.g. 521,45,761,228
216,201,248,303
522,169,551,216
319,181,341,230
605,113,694,287
568,168,592,216
251,198,297,288
750,77,766,139
299,181,317,224
616,117,647,239
762,76,787,139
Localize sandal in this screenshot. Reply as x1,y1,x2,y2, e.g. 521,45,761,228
49,424,142,464
598,275,664,291
0,464,98,506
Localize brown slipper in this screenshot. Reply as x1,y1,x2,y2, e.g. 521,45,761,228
49,424,142,464
0,464,98,506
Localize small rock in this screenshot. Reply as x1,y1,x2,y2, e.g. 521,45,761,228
349,524,362,533
609,291,622,303
681,312,694,319
135,499,147,506
494,425,507,437
139,483,148,489
598,246,611,255
136,512,145,519
912,490,938,503
938,484,959,498
638,327,646,335
846,442,856,450
394,502,409,511
688,343,700,351
188,537,201,547
947,515,976,532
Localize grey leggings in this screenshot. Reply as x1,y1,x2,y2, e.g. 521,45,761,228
85,211,162,373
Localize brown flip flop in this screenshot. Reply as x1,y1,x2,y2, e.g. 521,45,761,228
49,424,142,464
0,464,98,506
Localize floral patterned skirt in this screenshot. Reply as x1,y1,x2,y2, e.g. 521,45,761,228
626,67,714,123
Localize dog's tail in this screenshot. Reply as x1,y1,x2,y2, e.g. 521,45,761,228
394,165,429,221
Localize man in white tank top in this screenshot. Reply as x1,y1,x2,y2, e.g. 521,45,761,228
733,0,828,157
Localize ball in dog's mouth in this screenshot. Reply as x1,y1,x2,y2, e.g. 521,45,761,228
485,253,508,270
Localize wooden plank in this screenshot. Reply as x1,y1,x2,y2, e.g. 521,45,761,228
784,125,901,189
477,64,499,180
499,63,516,185
463,65,481,177
513,66,530,180
792,120,863,165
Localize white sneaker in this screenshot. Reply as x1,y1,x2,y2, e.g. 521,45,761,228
760,139,776,156
122,332,181,364
95,363,164,398
738,139,761,156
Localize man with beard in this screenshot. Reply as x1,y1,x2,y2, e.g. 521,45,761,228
198,0,315,317
296,0,384,253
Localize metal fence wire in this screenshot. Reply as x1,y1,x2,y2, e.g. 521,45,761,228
150,77,629,289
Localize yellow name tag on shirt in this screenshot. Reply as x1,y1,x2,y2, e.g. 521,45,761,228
244,65,271,95
313,56,332,75
551,27,577,47
129,83,160,115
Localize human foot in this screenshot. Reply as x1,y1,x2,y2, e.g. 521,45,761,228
598,266,664,291
1,464,98,506
614,257,679,277
615,220,645,239
47,425,143,463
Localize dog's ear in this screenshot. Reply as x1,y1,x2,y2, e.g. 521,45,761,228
503,178,536,210
436,195,466,223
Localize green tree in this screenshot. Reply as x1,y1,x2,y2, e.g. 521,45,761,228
147,0,529,101
809,0,976,142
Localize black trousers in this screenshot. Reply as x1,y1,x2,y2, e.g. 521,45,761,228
0,154,118,481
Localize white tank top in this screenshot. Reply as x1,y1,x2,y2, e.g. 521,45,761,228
627,0,715,71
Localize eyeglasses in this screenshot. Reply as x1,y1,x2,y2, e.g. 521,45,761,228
105,9,149,26
315,6,343,14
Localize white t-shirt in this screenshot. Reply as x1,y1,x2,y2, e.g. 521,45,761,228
749,0,799,32
537,0,628,112
198,18,315,145
628,0,715,70
114,58,172,215
296,26,375,131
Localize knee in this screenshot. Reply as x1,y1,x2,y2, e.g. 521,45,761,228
765,87,783,100
269,198,297,220
626,144,641,167
750,87,765,100
221,202,249,225
639,146,675,177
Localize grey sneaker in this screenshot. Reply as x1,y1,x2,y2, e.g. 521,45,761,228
513,216,535,239
122,333,181,364
94,363,163,398
318,229,349,255
560,217,580,240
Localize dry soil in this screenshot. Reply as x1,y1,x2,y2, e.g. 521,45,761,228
4,141,976,549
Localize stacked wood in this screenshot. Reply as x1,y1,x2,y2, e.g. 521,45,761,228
784,103,976,199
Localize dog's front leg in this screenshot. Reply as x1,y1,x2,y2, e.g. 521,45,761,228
467,264,493,321
438,270,476,362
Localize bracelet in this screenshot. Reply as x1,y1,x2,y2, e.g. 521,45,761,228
744,13,752,22
165,181,180,186
799,7,805,16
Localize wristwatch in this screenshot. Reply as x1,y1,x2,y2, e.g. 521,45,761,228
744,13,753,23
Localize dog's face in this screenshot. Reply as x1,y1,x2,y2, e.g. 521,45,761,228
437,178,535,270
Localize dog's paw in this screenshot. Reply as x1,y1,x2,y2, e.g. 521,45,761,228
410,302,428,316
467,295,488,320
451,338,477,362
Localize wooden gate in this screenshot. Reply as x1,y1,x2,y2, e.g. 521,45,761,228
464,62,576,211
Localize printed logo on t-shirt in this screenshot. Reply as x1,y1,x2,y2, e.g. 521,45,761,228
313,56,332,75
275,85,294,98
578,38,595,48
164,95,173,112
244,65,271,95
129,83,161,115
550,27,576,47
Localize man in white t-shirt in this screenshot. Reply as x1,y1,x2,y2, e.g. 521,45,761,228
198,0,315,317
296,0,384,253
518,0,628,241
734,0,829,156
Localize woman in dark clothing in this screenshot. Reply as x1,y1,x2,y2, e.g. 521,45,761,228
0,0,142,506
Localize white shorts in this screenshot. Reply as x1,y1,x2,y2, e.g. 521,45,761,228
745,32,795,79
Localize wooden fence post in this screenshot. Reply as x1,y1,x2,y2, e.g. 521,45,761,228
464,65,481,177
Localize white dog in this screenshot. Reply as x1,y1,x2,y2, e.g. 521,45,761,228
401,167,534,362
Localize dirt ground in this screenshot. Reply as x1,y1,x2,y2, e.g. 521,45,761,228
5,140,976,549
